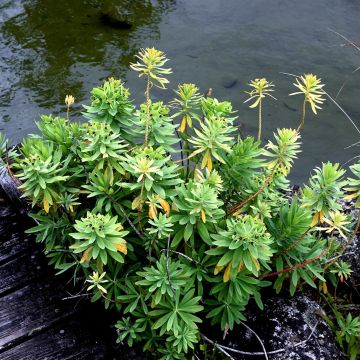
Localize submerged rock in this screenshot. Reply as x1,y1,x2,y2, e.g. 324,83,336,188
221,76,238,89
100,0,134,29
230,294,344,360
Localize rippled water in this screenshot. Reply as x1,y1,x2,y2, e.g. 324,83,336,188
1,0,360,182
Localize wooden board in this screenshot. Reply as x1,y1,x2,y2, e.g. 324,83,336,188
0,282,75,350
0,201,117,359
0,319,108,360
0,233,33,265
0,251,46,296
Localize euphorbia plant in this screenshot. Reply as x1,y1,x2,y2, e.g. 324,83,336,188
4,47,358,359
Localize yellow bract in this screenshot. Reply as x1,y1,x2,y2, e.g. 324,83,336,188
244,78,275,108
317,211,350,239
130,47,172,89
244,78,276,141
289,74,325,115
65,94,75,106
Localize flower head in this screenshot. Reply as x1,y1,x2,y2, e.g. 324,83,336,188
65,94,75,106
289,74,325,114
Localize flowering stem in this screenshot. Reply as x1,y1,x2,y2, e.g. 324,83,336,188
258,98,262,141
144,76,151,147
297,99,306,132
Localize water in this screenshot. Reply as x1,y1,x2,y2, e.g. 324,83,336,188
1,0,360,182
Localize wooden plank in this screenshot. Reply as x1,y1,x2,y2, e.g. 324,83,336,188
0,234,33,265
0,320,108,360
0,281,75,351
0,250,46,296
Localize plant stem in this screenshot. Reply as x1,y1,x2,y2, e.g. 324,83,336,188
297,99,306,132
144,76,151,147
258,98,262,141
260,240,333,278
227,165,277,215
273,226,312,260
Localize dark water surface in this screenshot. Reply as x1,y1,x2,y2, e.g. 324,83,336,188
1,0,360,182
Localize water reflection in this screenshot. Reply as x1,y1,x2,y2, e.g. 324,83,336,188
1,0,360,183
0,0,175,139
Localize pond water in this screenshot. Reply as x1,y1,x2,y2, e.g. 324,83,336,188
1,0,360,182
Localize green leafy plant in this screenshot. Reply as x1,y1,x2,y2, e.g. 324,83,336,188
8,48,358,359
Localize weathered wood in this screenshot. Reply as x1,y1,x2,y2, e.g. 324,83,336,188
0,250,46,296
0,281,75,351
0,234,33,265
0,200,117,358
0,319,108,360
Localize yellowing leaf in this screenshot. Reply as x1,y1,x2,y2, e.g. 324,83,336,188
115,242,127,255
159,199,171,215
201,150,209,169
344,193,358,200
322,281,328,294
207,153,213,172
171,203,179,212
310,212,320,227
200,208,206,223
194,167,202,181
179,116,187,133
252,257,260,272
149,205,157,219
132,195,144,210
186,114,192,128
80,248,92,264
43,197,50,213
214,265,224,275
223,262,232,283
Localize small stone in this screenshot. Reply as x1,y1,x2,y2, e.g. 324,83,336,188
222,76,237,89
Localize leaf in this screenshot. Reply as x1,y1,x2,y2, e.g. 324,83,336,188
200,209,206,223
43,196,50,213
223,262,232,282
197,222,211,245
184,223,193,241
115,242,127,255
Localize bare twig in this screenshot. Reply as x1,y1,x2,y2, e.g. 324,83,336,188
201,334,235,360
240,322,268,360
323,90,360,136
62,293,90,301
165,235,176,295
201,321,319,357
111,200,145,241
328,28,360,53
321,251,356,266
161,248,200,264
